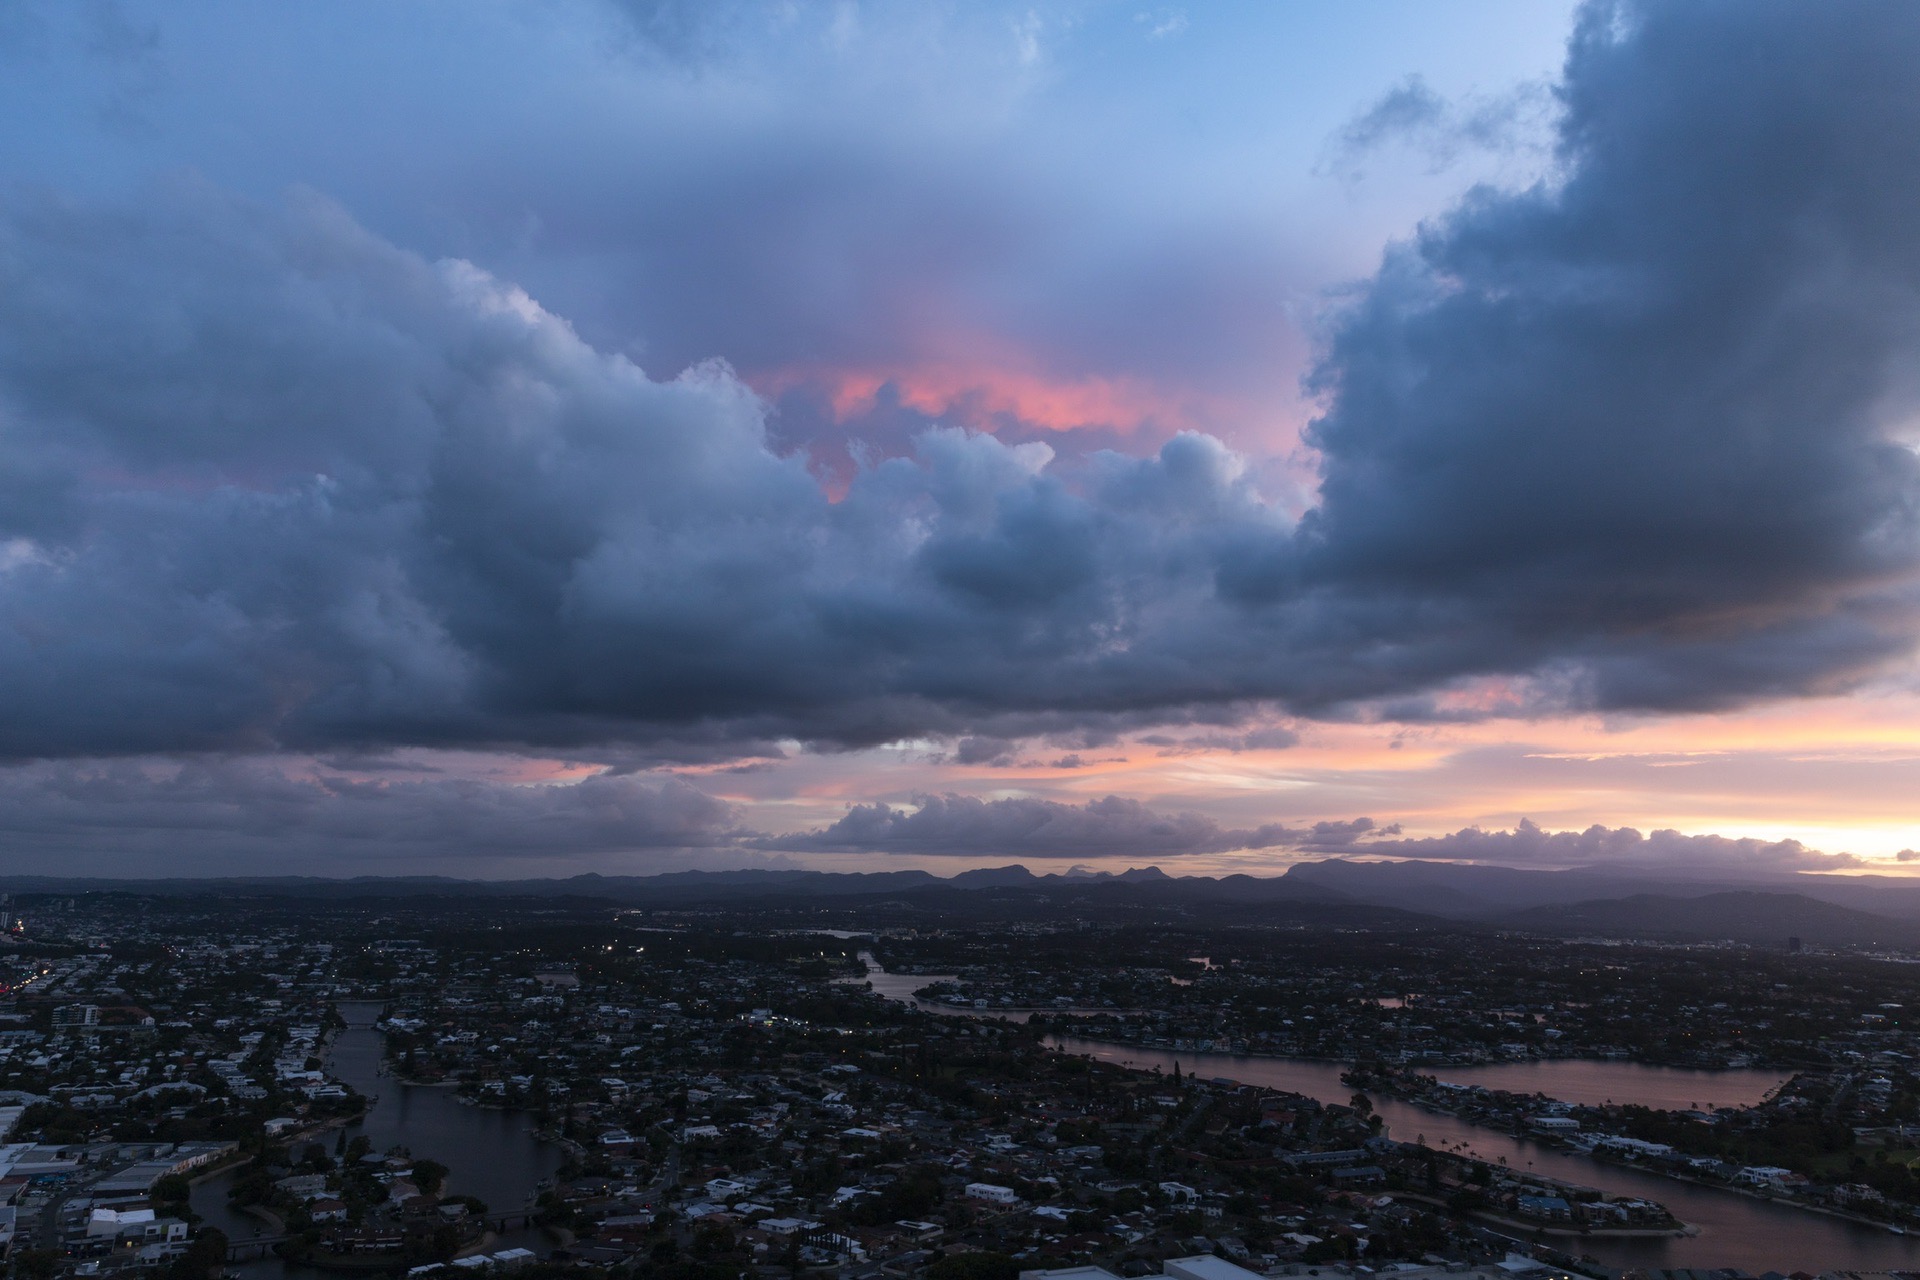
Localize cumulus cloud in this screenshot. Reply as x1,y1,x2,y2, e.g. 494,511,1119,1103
1354,818,1865,875
0,757,747,875
0,1,1917,769
0,181,1320,756
766,793,1386,858
1294,0,1920,713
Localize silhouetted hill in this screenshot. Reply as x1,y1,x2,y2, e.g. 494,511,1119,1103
0,864,1352,911
20,864,1916,944
1281,859,1920,924
1283,859,1727,916
1501,890,1920,946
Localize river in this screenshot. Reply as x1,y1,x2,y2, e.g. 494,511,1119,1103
842,956,1130,1022
846,953,1920,1272
193,1003,563,1278
1420,1060,1782,1111
1048,1038,1920,1273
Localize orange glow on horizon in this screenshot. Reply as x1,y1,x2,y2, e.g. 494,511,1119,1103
694,690,1920,867
759,360,1217,435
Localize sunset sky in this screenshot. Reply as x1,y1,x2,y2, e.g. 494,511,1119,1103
1,0,1918,878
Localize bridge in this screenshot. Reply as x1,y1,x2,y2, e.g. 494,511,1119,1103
226,1235,290,1261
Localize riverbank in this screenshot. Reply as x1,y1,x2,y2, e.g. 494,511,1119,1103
1392,1191,1691,1240
186,1152,253,1187
1608,1158,1918,1238
1038,1034,1920,1273
181,1007,569,1280
240,1204,286,1234
1035,1025,1784,1084
1355,1067,1920,1240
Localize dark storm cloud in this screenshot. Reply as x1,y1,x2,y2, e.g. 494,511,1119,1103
951,737,1022,767
1294,0,1920,712
0,180,1304,756
1141,725,1303,755
766,793,1384,859
0,758,745,870
0,1,1919,762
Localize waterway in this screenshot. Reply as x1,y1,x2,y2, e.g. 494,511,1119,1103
1424,1060,1783,1111
843,954,1134,1021
847,954,1920,1272
1046,1038,1920,1274
193,1003,563,1278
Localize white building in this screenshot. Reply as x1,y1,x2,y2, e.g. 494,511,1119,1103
86,1208,187,1244
965,1182,1020,1205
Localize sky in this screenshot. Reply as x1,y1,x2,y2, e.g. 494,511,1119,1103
1,0,1918,880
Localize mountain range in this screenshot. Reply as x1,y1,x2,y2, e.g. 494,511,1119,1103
11,859,1920,946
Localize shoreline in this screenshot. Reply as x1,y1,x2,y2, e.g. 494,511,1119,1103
1039,1029,1779,1076
1392,1191,1689,1240
1362,1079,1920,1239
1039,1034,1894,1243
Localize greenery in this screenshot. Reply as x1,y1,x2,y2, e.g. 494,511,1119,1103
925,1251,1019,1280
166,1227,228,1280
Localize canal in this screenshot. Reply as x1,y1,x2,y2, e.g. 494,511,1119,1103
1047,1038,1920,1273
846,953,1920,1273
192,1003,563,1278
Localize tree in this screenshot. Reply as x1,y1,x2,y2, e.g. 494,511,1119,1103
152,1174,192,1207
1302,1237,1354,1264
1447,1188,1489,1215
925,1253,1018,1280
11,1249,59,1280
167,1228,229,1280
412,1159,449,1196
229,1164,277,1207
691,1221,736,1258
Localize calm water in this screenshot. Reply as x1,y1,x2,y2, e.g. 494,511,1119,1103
843,953,1142,1021
851,954,1920,1270
325,1003,564,1214
842,957,974,1014
194,1003,562,1278
1429,1060,1784,1111
1048,1038,1920,1274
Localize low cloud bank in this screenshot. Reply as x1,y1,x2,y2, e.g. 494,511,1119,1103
1348,818,1867,875
763,793,1389,858
0,758,1890,880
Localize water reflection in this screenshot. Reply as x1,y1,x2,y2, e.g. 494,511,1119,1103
1047,1037,1920,1275
843,953,1148,1020
1428,1060,1783,1111
192,1003,563,1280
326,1003,563,1215
850,951,1916,1269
